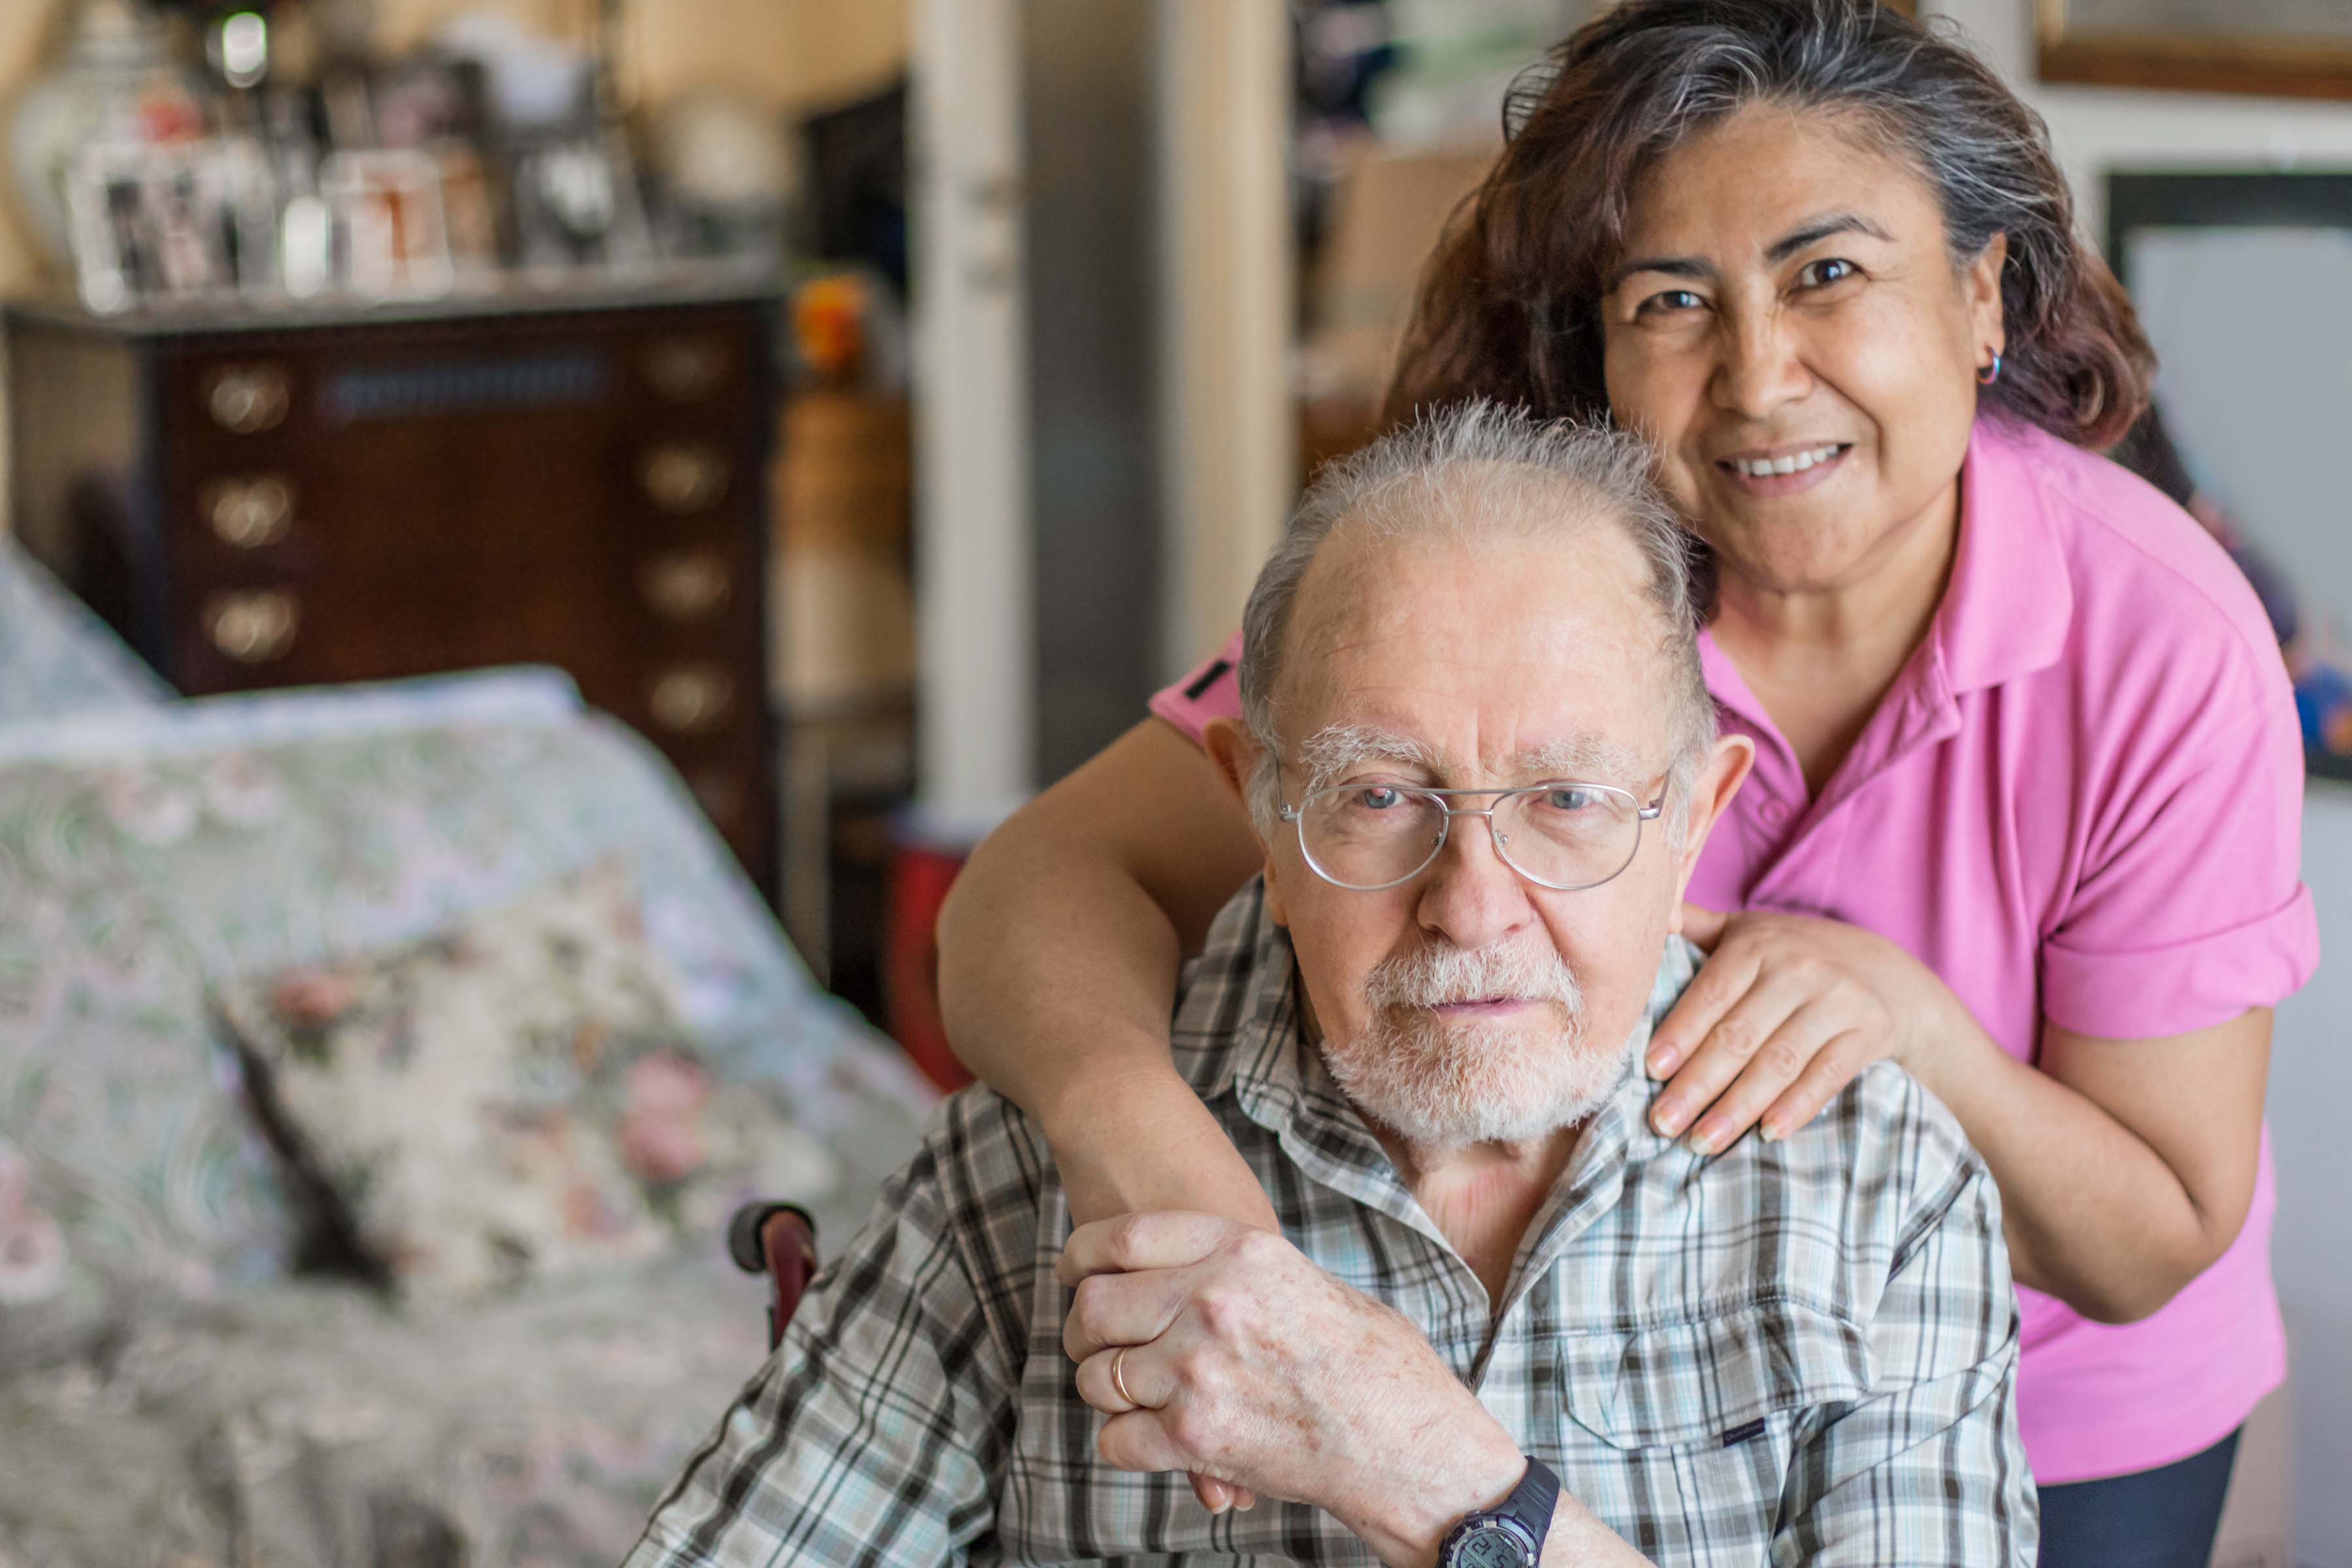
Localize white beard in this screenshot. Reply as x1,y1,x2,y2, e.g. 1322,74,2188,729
1320,935,1633,1149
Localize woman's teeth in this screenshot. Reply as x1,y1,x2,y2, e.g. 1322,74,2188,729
1728,444,1844,478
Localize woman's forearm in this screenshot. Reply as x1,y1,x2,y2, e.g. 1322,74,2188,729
1903,1011,2266,1324
936,719,1273,1228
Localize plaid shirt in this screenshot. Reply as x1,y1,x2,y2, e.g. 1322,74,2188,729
629,883,2034,1567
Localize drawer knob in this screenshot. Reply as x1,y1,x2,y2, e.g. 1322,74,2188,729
645,338,730,402
642,444,730,514
206,365,292,434
203,476,295,549
640,551,733,623
649,665,737,734
205,591,299,663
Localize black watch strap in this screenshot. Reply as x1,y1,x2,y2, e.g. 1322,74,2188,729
1502,1457,1561,1555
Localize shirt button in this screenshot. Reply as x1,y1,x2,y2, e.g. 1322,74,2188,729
1759,799,1790,828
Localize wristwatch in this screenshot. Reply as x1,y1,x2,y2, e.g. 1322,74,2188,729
1437,1456,1560,1568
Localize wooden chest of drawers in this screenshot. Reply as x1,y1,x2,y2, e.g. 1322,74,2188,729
4,286,783,894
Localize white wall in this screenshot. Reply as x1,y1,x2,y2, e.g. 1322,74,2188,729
2271,792,2352,1568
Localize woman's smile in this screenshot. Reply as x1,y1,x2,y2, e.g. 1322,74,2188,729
1713,440,1855,498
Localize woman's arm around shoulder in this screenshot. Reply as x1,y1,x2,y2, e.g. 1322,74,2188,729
937,717,1275,1230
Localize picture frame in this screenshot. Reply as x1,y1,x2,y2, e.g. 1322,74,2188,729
2037,0,2352,102
320,148,457,300
2106,171,2352,779
65,140,267,314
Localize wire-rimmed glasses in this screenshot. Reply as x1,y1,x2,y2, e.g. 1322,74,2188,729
1277,778,1664,892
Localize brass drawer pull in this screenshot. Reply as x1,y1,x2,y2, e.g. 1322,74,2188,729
205,364,292,434
649,665,736,734
204,591,299,663
640,551,733,623
203,476,295,549
642,443,730,514
645,337,730,402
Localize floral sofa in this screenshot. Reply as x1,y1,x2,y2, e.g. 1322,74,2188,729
0,541,932,1567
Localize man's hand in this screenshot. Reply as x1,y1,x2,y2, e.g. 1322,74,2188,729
1058,1213,1526,1564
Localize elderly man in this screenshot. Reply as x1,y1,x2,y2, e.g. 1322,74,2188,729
626,404,2033,1567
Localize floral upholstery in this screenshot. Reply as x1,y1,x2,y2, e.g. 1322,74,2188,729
0,570,931,1565
218,861,837,1299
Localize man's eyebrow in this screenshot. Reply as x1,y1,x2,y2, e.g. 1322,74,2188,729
1765,210,1894,264
1294,724,1443,791
1513,735,1647,785
1607,211,1895,293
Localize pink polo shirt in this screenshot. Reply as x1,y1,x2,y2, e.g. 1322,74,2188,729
1148,415,2318,1484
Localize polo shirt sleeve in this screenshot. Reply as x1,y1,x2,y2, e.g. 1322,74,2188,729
2040,670,2319,1041
1147,630,1245,746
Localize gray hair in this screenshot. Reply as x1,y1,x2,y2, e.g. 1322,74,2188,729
1235,400,1713,837
1388,0,2151,452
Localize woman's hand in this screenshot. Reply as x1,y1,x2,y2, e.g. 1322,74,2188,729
1646,904,1961,1153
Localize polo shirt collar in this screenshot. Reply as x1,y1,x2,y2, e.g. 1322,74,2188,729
1935,416,2075,696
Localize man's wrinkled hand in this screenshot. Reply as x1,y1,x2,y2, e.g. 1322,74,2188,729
1056,1212,1521,1552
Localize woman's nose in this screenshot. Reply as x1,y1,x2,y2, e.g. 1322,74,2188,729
1711,308,1809,419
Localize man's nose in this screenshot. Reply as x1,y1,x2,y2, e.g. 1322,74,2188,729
1710,304,1810,420
1414,811,1535,951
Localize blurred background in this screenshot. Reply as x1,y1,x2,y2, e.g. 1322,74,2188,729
0,1,2347,1564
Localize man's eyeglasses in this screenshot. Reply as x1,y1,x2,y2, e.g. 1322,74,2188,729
1277,779,1665,892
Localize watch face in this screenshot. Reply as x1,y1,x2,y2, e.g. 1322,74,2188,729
1452,1520,1533,1568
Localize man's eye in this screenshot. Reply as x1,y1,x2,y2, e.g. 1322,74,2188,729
1542,787,1600,811
1354,787,1404,811
1797,257,1859,289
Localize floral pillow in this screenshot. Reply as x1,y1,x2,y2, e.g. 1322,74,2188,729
214,860,834,1299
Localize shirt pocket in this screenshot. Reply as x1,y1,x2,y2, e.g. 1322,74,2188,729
1554,1299,1874,1567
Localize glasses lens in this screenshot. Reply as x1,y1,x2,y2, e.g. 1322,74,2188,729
1299,783,1447,888
1493,783,1640,889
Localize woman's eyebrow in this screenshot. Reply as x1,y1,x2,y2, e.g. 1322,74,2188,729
1765,210,1894,263
1607,253,1714,293
1609,211,1897,292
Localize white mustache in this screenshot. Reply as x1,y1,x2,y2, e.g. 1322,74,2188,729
1364,939,1585,1015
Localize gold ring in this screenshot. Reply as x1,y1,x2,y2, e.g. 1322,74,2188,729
1111,1345,1139,1409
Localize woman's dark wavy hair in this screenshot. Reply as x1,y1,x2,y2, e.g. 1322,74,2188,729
1384,0,2155,451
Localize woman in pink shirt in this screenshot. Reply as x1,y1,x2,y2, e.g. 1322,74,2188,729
938,2,2316,1561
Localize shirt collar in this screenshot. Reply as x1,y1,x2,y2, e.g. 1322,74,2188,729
1214,893,1701,1192
1934,416,2075,696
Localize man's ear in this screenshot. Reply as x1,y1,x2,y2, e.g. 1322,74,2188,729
1669,734,1754,907
1203,717,1288,925
1202,717,1254,806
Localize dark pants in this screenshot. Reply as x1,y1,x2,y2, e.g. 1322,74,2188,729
2036,1429,2242,1568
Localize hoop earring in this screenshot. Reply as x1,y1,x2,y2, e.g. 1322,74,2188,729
1977,352,2003,386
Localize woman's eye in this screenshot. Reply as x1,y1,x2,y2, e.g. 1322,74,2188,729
1639,288,1705,317
1797,257,1859,289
